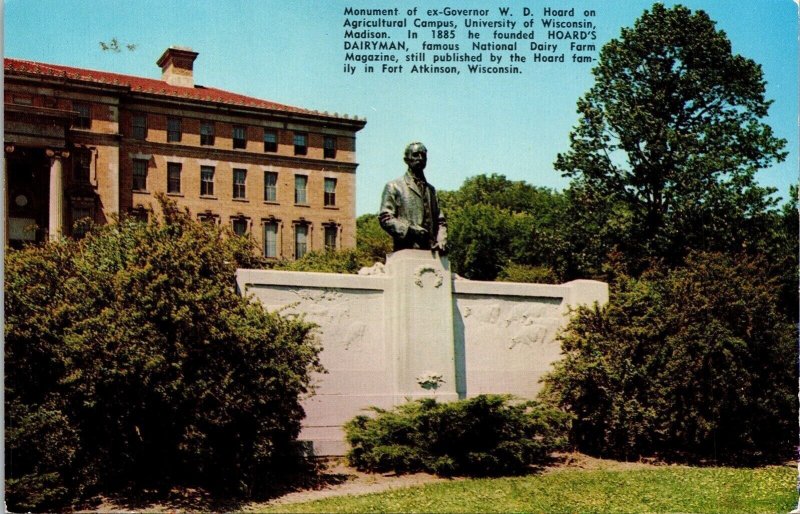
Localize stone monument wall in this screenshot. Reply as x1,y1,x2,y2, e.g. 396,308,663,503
236,250,608,455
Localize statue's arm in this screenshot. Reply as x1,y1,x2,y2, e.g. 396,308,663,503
379,182,410,239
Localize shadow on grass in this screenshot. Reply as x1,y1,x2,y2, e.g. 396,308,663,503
347,451,558,480
566,447,797,469
78,459,353,512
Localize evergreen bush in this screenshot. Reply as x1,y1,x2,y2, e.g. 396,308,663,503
345,395,568,477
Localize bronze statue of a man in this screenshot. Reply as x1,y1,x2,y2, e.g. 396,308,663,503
379,142,447,253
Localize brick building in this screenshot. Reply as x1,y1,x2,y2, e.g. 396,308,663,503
4,47,366,258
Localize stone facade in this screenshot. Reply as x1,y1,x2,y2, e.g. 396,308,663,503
237,250,609,455
4,47,365,257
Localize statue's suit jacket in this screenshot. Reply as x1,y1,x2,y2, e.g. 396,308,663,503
379,171,447,251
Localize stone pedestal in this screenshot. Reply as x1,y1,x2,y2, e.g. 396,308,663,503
385,249,458,401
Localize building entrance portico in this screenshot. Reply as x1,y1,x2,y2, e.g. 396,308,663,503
5,145,91,246
4,100,79,246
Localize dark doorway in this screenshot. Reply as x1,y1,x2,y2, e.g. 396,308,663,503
7,147,50,246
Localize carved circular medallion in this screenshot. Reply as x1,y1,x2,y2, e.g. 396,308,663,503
414,265,443,288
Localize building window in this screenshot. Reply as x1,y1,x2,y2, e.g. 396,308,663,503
167,117,182,142
132,159,148,191
232,217,248,236
324,178,337,207
132,113,147,140
71,206,94,238
294,175,308,204
324,225,338,250
200,122,215,146
167,163,182,194
129,206,149,223
295,224,308,259
263,222,278,258
233,168,247,199
73,102,91,129
198,212,218,225
294,133,307,155
13,94,33,105
264,171,278,202
233,125,247,149
201,166,215,196
324,136,337,159
73,150,92,183
264,129,278,152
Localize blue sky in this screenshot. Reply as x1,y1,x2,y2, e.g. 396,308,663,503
5,0,797,215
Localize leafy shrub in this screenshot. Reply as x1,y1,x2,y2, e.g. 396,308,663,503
541,252,797,463
345,395,568,477
5,197,321,510
497,263,559,284
272,248,373,274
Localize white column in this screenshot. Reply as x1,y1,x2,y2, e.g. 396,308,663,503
47,151,65,241
106,146,120,216
4,145,11,246
278,220,284,259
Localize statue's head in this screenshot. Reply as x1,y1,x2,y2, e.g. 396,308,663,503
404,142,427,174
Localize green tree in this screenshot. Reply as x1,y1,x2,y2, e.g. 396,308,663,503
555,3,787,274
447,203,516,280
5,197,321,510
356,213,392,263
558,184,630,280
440,174,565,217
775,187,799,321
442,175,569,280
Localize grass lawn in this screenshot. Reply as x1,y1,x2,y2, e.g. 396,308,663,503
255,464,797,513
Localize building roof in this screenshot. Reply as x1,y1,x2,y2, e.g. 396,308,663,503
5,57,362,123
